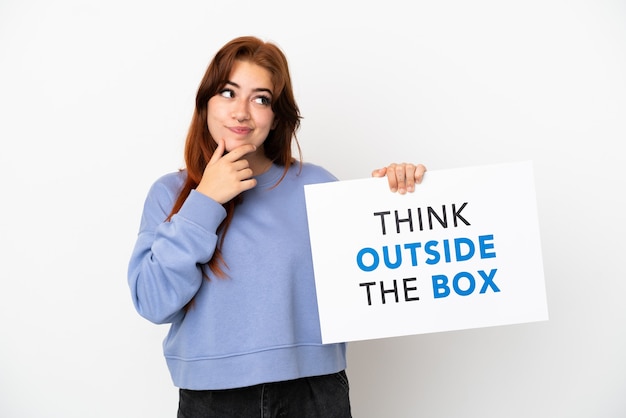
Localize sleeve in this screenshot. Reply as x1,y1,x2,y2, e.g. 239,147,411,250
127,178,227,324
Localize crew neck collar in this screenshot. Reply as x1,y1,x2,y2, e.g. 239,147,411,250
254,163,284,188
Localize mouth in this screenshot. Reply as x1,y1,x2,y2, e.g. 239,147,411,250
228,126,252,135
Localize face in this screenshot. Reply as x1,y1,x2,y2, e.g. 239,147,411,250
207,60,277,155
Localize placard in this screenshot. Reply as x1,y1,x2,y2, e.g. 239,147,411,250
304,161,548,343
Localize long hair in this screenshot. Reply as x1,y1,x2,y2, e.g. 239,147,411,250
168,36,302,278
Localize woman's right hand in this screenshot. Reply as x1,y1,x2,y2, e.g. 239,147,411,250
196,139,258,204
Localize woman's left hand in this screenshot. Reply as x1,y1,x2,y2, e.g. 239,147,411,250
372,163,427,194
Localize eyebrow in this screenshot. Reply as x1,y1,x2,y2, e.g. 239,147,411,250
225,80,273,96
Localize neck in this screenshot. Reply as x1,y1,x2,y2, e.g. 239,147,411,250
247,153,273,176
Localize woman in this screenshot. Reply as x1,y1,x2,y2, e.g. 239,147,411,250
128,36,426,417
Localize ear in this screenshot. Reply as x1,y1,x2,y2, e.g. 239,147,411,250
271,117,279,130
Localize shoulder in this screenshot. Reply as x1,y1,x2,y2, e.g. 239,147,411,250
144,170,187,207
292,162,338,185
152,170,187,190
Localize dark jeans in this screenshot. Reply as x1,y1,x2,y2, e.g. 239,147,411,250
177,370,352,418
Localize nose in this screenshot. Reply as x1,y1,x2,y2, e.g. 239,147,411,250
231,99,250,122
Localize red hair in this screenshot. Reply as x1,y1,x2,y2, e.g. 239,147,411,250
167,36,302,279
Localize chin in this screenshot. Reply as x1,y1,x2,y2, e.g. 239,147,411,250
222,139,245,151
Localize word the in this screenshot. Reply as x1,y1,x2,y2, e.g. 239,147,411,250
359,278,419,305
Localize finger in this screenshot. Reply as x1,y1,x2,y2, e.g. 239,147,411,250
387,163,398,192
415,164,427,184
231,160,254,179
394,163,407,194
208,138,226,165
223,143,257,163
405,164,417,192
238,177,258,192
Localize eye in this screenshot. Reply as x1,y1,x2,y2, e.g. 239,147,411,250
254,95,272,106
219,89,235,98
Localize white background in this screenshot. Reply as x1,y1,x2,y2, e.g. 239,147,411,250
1,1,624,417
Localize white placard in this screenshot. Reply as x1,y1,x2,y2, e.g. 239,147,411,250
304,161,548,343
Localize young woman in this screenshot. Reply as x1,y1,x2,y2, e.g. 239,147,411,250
128,36,426,417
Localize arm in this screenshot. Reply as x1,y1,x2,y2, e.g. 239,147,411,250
128,141,258,324
372,163,427,194
127,178,227,324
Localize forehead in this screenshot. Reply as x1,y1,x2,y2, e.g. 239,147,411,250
228,60,274,91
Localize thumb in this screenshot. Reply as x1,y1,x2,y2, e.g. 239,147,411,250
207,138,226,165
371,167,388,178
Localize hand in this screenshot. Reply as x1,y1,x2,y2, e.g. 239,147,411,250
372,163,427,194
196,139,258,203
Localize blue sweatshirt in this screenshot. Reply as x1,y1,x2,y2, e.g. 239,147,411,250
128,162,346,390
